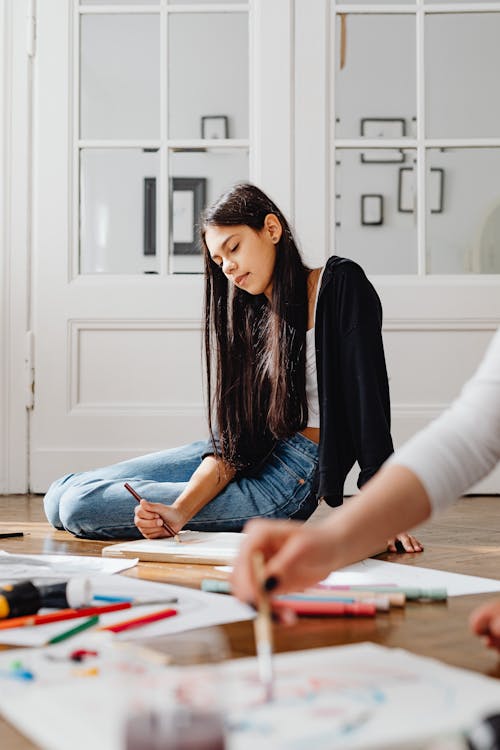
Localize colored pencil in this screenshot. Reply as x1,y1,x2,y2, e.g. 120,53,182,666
98,607,178,634
47,616,99,645
252,552,274,702
0,601,132,630
124,482,181,543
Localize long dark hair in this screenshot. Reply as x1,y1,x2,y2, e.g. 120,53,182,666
200,183,310,471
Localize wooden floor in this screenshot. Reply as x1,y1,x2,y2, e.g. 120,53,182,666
1,493,500,749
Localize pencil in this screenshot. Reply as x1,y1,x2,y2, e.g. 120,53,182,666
252,552,274,702
124,482,181,543
0,532,24,539
98,607,178,634
47,615,99,645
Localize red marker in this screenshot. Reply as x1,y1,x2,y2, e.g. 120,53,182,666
99,607,178,634
272,598,376,617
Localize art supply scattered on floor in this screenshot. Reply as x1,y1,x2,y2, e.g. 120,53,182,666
47,616,99,645
0,578,92,619
0,600,132,630
273,597,377,617
99,607,178,634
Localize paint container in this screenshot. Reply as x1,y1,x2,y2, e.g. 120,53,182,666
124,708,225,750
124,628,229,750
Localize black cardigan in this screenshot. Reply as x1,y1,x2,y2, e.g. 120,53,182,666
314,256,393,506
203,256,393,507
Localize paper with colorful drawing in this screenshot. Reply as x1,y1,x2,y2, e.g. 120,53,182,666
1,641,500,750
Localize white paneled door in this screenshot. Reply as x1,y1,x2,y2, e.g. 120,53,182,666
30,1,252,491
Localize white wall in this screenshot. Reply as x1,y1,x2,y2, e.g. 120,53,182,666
0,0,30,493
0,1,7,491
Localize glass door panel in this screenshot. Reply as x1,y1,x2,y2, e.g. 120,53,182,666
168,147,249,274
80,148,160,274
426,13,500,139
334,149,417,275
427,147,500,274
335,14,416,140
168,12,248,140
80,13,160,140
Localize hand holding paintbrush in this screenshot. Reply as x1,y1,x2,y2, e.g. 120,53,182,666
252,551,274,702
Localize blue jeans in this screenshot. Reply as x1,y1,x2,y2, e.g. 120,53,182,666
43,434,319,540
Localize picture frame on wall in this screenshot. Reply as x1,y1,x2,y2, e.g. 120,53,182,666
361,194,384,226
360,117,406,164
397,166,444,214
143,177,156,256
201,115,229,140
170,177,207,255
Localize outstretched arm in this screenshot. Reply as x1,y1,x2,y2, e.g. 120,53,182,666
231,464,431,602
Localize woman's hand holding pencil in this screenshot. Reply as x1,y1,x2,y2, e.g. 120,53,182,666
125,483,182,542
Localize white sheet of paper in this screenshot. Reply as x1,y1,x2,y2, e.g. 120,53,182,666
0,550,137,584
320,558,500,596
102,530,244,564
0,574,254,646
1,642,500,750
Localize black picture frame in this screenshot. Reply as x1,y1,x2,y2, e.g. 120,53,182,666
143,177,156,256
201,115,229,140
361,194,384,226
170,177,207,255
430,167,444,214
397,166,444,214
397,167,414,213
360,117,406,164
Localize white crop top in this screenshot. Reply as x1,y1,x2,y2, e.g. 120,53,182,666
305,266,325,428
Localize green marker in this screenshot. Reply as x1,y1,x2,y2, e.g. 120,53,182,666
320,585,447,601
47,615,99,645
201,579,231,595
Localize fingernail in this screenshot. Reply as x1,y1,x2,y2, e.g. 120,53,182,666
264,576,279,592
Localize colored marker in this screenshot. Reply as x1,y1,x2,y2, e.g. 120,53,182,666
99,607,178,634
0,601,132,630
201,579,231,594
283,593,391,612
272,599,376,617
306,588,405,608
47,616,99,645
316,585,447,601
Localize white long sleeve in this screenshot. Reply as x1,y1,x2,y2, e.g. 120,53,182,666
390,327,500,515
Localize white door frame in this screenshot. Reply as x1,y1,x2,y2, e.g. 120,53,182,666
0,0,32,494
